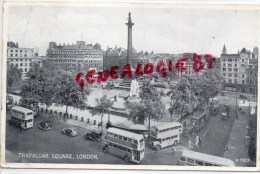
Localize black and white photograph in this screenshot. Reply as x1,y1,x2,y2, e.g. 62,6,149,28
1,1,259,171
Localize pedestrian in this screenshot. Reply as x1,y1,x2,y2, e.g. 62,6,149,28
195,135,199,147
188,140,192,149
171,147,176,156
198,137,202,146
19,124,23,133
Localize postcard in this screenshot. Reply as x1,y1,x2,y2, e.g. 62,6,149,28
1,0,259,171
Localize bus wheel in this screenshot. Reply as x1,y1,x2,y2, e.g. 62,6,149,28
155,145,161,151
174,140,178,146
124,155,130,162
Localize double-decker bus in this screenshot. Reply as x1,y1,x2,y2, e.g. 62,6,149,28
9,106,34,129
150,122,182,151
103,128,145,163
178,150,235,166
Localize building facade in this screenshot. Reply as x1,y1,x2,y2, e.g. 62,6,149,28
46,41,103,72
220,45,258,93
7,41,42,79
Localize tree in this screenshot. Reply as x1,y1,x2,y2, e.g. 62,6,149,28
7,64,22,91
168,78,198,122
189,69,223,104
53,71,90,120
126,80,166,138
90,95,114,133
20,62,58,107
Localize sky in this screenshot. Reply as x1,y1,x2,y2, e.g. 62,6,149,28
7,5,259,57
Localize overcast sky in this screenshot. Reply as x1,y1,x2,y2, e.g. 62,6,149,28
7,5,259,56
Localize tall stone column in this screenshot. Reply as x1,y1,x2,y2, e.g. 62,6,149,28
126,12,134,65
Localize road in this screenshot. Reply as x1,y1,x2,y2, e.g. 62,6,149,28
5,91,238,165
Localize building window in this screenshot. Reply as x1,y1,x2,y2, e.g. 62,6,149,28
234,64,237,67
223,68,226,71
234,68,238,72
242,80,245,84
25,68,27,72
228,59,232,62
242,74,245,78
25,54,27,57
25,63,27,66
20,59,23,61
20,50,22,53
15,50,18,52
229,73,232,77
11,54,13,57
228,64,232,67
234,73,238,77
235,79,238,84
229,79,232,83
11,50,13,52
228,68,232,71
15,54,17,57
20,63,23,66
241,64,245,67
223,63,226,67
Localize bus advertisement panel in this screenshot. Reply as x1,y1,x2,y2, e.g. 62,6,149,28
103,128,145,163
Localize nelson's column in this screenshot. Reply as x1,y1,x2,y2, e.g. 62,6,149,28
126,12,134,65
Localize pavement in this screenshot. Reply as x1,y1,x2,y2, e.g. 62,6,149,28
223,101,256,167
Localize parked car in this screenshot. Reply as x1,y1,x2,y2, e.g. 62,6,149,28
84,129,102,141
38,121,51,131
182,125,194,137
61,128,78,137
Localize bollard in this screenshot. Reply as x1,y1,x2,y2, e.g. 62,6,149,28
41,108,43,112
46,108,48,113
81,117,84,122
60,112,62,116
70,114,72,119
15,102,17,105
87,118,90,123
50,110,52,114
94,120,96,125
55,110,57,114
75,116,78,120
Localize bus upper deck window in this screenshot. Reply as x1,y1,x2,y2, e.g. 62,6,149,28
180,157,186,161
27,112,33,115
128,139,132,142
133,140,138,144
205,162,213,166
187,158,195,164
195,160,204,166
123,137,127,141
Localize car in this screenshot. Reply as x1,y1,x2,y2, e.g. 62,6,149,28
61,128,78,137
182,125,194,137
38,121,51,131
84,129,102,141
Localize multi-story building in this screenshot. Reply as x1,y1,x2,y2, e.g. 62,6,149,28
220,45,258,93
7,41,42,79
46,41,103,72
247,59,258,95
